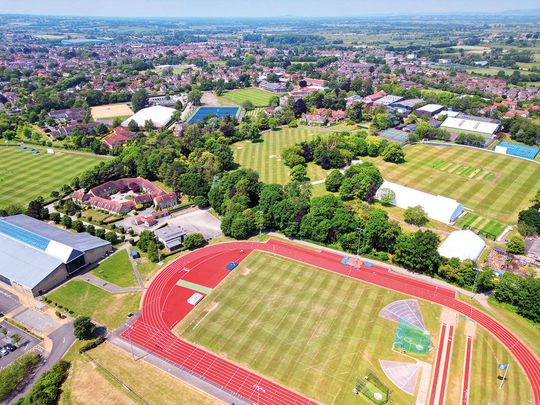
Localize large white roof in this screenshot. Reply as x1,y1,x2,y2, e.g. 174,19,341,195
122,105,175,128
376,180,463,224
441,116,499,135
438,230,486,261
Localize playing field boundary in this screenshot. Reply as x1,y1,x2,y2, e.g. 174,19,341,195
417,141,540,166
118,239,539,405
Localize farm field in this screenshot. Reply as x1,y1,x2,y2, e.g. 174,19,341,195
233,127,331,184
177,251,442,405
0,146,107,209
90,250,137,288
446,319,531,405
221,87,276,107
90,103,133,120
371,144,540,225
46,279,141,329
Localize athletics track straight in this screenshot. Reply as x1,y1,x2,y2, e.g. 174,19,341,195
120,239,540,405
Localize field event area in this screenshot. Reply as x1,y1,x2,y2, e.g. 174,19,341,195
371,144,540,225
0,146,107,208
220,87,276,107
176,251,442,405
233,127,331,184
90,103,134,120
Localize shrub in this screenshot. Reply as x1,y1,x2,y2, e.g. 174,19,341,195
0,352,41,401
18,360,70,405
79,336,106,353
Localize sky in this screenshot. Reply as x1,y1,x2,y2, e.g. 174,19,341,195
0,0,537,18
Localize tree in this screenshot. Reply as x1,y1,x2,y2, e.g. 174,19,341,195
393,230,441,275
72,220,85,233
61,215,72,229
378,188,395,206
268,117,279,130
325,170,343,192
381,143,405,163
137,230,155,252
131,89,148,112
127,119,139,132
506,236,525,255
347,103,363,123
178,172,209,198
27,199,45,219
290,164,308,182
518,208,540,235
242,100,255,111
50,212,61,224
184,233,207,250
147,240,160,262
73,316,95,340
339,163,383,202
188,88,202,106
361,209,401,253
404,205,429,226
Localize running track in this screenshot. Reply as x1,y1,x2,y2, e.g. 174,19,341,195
461,336,473,405
120,239,540,404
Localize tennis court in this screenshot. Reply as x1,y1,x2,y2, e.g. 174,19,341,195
497,142,539,159
187,106,240,124
377,129,409,146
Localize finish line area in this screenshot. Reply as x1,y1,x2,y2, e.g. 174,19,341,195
118,239,540,405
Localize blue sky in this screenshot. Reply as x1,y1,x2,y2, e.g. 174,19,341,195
0,0,537,17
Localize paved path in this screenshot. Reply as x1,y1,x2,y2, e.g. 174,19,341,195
119,239,540,405
80,273,143,293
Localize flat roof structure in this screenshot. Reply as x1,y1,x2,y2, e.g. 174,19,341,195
0,215,111,295
441,116,500,136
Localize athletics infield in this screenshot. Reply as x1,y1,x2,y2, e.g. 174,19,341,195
119,239,540,404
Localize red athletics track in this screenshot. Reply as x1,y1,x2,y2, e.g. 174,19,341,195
120,239,540,405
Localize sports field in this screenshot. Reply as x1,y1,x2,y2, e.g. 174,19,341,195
0,146,107,208
221,87,276,107
90,103,134,120
446,319,531,404
177,251,442,405
233,127,331,184
371,144,540,225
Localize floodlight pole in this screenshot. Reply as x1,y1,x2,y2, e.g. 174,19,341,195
356,227,363,270
499,364,509,389
471,263,480,298
257,210,263,236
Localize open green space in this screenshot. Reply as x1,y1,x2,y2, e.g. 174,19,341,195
221,87,276,107
233,127,331,184
177,251,442,405
371,144,540,225
446,318,531,405
455,213,505,239
0,146,107,209
90,250,137,288
46,279,141,329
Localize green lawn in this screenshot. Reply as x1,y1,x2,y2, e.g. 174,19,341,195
0,146,107,208
446,318,531,405
233,127,331,184
177,251,442,405
47,279,141,329
221,87,276,107
90,250,137,287
372,144,540,225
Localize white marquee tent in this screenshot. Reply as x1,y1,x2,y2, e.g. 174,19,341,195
122,105,175,128
376,180,464,224
437,230,486,261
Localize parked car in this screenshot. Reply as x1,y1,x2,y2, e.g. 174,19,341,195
3,343,16,352
0,348,9,356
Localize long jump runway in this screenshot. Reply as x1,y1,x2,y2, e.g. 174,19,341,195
120,239,540,405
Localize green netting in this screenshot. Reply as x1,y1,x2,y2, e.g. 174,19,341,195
393,318,431,354
354,372,390,404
